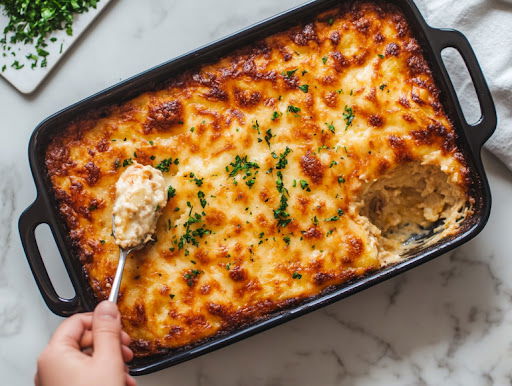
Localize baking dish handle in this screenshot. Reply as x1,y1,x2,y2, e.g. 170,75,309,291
429,28,497,155
18,196,84,317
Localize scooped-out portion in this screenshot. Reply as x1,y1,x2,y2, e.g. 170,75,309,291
356,162,470,265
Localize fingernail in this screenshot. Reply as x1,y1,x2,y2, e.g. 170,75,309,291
96,300,119,319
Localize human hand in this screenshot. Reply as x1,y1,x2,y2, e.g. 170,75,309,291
35,301,136,386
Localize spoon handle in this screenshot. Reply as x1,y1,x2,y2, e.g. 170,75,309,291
108,248,129,303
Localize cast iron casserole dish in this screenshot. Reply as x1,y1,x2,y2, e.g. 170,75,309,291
19,0,496,375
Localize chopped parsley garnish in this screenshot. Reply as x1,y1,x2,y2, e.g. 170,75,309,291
283,236,291,245
227,155,260,178
99,240,105,244
312,216,319,226
122,158,133,167
197,191,207,208
343,105,355,130
264,129,273,147
282,68,297,78
287,105,301,115
226,263,231,271
298,84,309,93
1,1,100,70
226,155,260,188
148,140,154,145
322,56,328,64
169,294,175,299
155,158,173,172
252,120,261,135
167,185,176,199
337,208,344,216
300,179,311,192
379,84,387,90
329,160,338,168
271,111,282,121
192,177,203,186
275,147,292,170
378,54,385,59
327,17,334,25
114,159,121,169
184,269,202,286
338,176,345,183
273,194,291,227
325,215,339,222
302,70,308,76
176,205,212,250
325,122,335,133
190,127,195,132
276,171,286,194
292,272,302,279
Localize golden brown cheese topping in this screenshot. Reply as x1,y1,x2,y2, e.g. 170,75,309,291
45,1,472,356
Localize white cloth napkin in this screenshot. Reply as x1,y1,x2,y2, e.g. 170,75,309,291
417,0,512,170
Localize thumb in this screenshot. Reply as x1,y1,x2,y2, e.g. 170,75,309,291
92,300,123,362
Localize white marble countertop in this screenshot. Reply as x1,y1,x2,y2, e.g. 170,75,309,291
1,1,511,385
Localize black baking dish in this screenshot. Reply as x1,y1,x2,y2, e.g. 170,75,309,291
19,0,496,376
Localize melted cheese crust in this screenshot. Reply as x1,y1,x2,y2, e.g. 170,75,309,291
45,2,471,356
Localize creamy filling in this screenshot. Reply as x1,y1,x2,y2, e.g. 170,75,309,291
113,162,167,249
354,162,469,265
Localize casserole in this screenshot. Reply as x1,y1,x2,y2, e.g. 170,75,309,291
19,0,496,375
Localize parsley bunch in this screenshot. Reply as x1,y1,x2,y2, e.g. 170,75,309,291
0,0,99,70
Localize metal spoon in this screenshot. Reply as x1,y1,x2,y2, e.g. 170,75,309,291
108,216,146,303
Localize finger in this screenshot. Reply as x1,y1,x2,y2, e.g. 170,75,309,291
121,330,131,345
81,329,131,348
126,374,137,386
80,330,92,348
122,345,134,363
92,301,123,362
50,313,93,349
81,347,93,356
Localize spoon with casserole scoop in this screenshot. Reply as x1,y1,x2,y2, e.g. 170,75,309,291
108,162,167,303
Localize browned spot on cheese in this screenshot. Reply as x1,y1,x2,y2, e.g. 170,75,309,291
205,208,226,227
290,23,319,46
385,42,400,56
144,100,183,133
300,151,324,183
234,88,262,108
402,113,415,123
330,51,350,71
407,55,430,76
398,95,410,108
96,138,109,152
368,114,384,127
329,31,340,45
302,226,323,239
84,161,100,186
345,235,364,261
229,266,248,282
388,135,413,162
46,144,75,176
323,91,338,108
314,272,335,285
